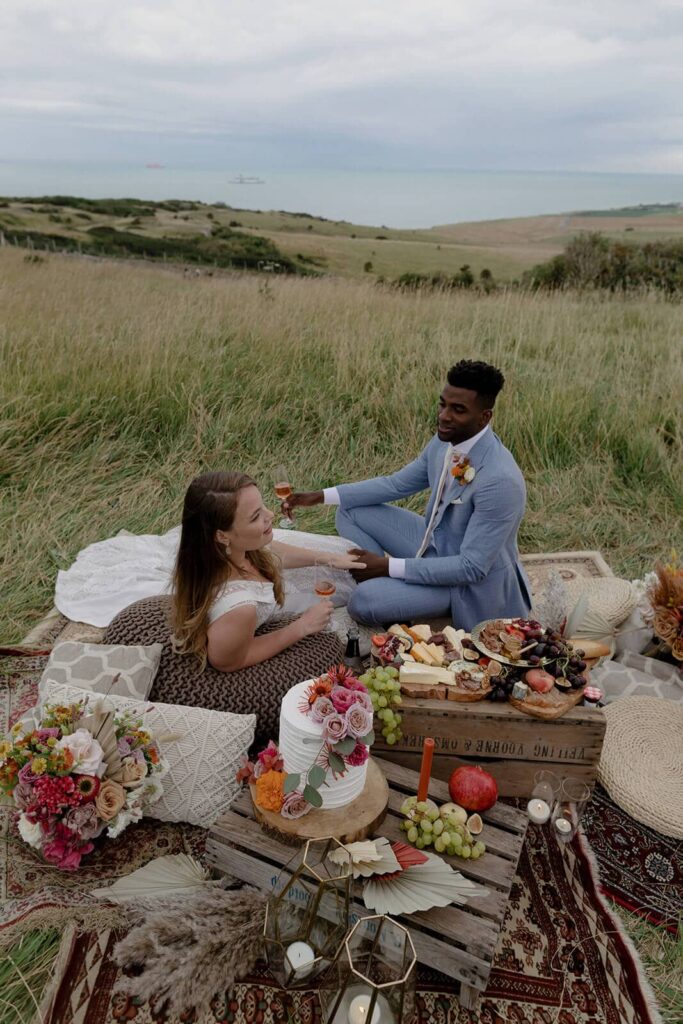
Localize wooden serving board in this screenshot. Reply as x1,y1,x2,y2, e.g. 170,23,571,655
249,757,389,844
207,760,528,1010
509,685,586,720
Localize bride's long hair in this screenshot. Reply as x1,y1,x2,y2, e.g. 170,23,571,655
171,471,284,666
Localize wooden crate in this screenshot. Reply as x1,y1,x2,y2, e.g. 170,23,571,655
374,698,606,797
206,759,528,1009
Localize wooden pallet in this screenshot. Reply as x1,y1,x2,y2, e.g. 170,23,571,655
206,760,528,1009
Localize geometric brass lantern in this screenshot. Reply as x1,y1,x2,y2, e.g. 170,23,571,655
263,837,352,989
320,914,417,1023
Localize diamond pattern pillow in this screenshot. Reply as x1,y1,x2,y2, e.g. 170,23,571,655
41,681,256,828
39,641,163,702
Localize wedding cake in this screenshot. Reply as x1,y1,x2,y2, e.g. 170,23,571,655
279,679,370,810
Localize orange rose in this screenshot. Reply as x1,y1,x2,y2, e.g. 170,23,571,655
120,758,147,788
255,769,285,813
95,779,126,821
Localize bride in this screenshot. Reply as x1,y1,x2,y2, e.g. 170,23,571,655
56,471,365,670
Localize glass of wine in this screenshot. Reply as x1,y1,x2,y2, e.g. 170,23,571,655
274,464,295,530
313,560,336,599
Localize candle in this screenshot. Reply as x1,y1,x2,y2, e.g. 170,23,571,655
527,798,551,825
284,941,316,980
554,817,572,836
347,993,381,1024
417,737,435,802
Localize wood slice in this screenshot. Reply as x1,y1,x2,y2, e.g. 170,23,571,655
400,681,447,700
508,685,586,720
445,682,493,702
250,757,389,845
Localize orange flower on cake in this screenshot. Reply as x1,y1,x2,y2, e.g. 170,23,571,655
255,769,285,812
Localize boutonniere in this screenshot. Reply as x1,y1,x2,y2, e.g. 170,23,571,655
451,455,476,485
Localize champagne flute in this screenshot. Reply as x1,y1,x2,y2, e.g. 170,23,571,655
313,560,336,598
274,464,295,530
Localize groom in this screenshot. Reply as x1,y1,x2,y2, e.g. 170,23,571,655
286,359,532,630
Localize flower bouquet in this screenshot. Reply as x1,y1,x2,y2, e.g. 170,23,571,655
647,558,683,661
0,698,169,869
236,665,375,819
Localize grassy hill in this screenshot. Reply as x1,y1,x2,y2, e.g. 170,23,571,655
3,194,681,283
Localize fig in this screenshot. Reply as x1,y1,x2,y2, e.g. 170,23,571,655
467,813,484,835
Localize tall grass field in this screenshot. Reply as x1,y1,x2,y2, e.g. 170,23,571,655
1,245,682,639
0,244,682,1017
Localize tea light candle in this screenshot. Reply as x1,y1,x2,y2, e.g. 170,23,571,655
284,941,315,979
527,798,551,825
347,994,381,1024
554,817,572,836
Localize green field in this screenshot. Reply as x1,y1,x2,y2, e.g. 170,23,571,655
1,243,682,1019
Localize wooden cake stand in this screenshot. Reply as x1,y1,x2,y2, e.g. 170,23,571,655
250,757,389,845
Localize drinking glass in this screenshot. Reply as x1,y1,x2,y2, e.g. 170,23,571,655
274,464,295,530
313,561,336,598
551,778,591,844
532,770,561,805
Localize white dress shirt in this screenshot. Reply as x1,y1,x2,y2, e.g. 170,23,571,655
324,425,489,579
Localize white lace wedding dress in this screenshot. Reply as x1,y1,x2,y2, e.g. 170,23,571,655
55,527,372,651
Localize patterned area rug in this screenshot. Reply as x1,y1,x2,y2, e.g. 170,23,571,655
0,651,205,946
44,822,662,1024
582,785,682,935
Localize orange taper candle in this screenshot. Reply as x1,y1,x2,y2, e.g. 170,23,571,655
417,737,435,802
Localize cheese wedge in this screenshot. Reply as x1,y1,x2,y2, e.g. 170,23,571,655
399,662,454,686
424,643,445,667
387,624,414,650
443,626,466,655
411,642,439,666
407,623,432,643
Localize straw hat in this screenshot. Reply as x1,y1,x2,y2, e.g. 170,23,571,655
565,577,637,629
597,696,683,839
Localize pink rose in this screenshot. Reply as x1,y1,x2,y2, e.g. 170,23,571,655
309,696,335,723
330,687,364,714
345,704,374,740
354,690,374,713
63,803,102,840
346,741,369,767
281,791,312,819
322,713,348,743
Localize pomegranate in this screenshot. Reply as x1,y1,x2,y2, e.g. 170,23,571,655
448,765,498,812
525,668,555,693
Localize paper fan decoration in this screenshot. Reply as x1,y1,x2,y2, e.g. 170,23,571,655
328,837,401,878
363,848,488,915
91,854,212,902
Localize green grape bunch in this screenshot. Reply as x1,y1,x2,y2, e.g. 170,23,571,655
399,796,487,860
358,666,403,745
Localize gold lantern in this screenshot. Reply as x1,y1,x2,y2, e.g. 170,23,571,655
320,915,417,1024
263,837,352,988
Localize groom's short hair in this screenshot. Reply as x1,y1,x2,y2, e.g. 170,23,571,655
447,360,505,408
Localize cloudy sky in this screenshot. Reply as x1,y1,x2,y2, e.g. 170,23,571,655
2,0,683,173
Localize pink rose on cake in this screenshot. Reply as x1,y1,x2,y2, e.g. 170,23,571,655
322,714,348,743
330,687,361,714
281,791,312,819
309,696,336,723
345,704,373,739
345,741,369,767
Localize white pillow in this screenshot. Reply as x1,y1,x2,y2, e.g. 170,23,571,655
39,641,163,702
41,681,255,828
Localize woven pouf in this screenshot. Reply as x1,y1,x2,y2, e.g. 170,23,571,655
104,596,343,750
597,695,683,839
565,576,637,628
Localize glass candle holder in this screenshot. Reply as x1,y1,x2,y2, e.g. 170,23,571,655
528,770,561,825
263,837,352,988
320,915,417,1024
551,778,591,844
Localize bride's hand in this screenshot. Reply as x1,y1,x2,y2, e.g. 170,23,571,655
323,551,367,571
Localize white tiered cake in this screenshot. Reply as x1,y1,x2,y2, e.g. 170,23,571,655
279,680,369,809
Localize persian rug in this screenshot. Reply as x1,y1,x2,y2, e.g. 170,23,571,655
44,820,662,1024
582,785,682,935
0,651,206,946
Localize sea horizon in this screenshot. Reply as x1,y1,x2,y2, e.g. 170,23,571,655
1,159,682,229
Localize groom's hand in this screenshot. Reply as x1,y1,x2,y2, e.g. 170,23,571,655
281,490,323,519
348,548,389,582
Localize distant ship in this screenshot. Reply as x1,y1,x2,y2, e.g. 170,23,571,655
229,174,266,185
145,162,165,169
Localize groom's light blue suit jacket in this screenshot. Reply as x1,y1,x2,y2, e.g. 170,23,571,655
337,429,532,629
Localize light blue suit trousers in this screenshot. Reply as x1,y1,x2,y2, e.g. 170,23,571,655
336,505,453,625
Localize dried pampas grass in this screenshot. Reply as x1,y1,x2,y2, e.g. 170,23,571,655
113,885,267,1016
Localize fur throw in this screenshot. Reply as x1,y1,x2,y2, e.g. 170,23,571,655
113,885,267,1016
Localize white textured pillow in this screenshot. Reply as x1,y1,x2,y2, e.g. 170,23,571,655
39,641,163,702
41,681,256,828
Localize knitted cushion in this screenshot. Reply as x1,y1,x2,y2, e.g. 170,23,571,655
104,596,344,749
